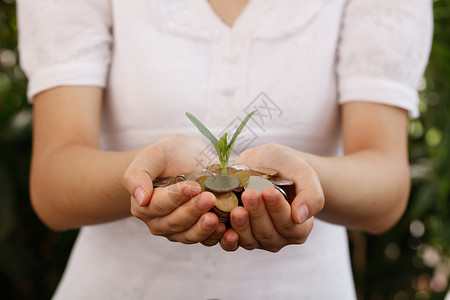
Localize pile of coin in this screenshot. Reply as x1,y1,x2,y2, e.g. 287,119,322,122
153,164,295,223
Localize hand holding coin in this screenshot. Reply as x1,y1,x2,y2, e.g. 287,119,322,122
234,143,324,225
218,143,325,252
123,134,214,207
220,187,314,252
130,180,227,244
124,134,224,245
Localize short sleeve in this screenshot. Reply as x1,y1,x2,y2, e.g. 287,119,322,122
337,0,433,118
17,0,112,101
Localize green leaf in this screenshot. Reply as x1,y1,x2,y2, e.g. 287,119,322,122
218,132,228,153
185,112,219,146
225,145,233,160
186,111,255,175
213,143,221,160
227,111,256,151
213,143,220,154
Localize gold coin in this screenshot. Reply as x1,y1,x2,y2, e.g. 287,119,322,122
225,167,238,175
206,164,222,173
186,170,214,181
213,192,239,213
251,166,278,177
231,170,252,188
213,168,224,175
171,174,187,184
233,186,244,193
152,177,173,187
194,175,210,192
212,207,231,223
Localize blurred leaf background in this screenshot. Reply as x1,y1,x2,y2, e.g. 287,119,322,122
0,0,449,299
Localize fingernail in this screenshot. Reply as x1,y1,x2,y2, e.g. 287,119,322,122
297,204,309,224
234,215,246,226
264,193,277,206
185,183,201,197
202,218,215,230
197,195,213,210
225,235,236,244
134,186,145,206
245,195,258,209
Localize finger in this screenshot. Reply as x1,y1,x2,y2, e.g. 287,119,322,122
262,188,311,245
220,229,239,252
262,187,296,234
147,181,202,217
290,165,325,224
201,222,227,247
288,217,315,245
166,212,219,244
241,189,287,250
148,191,216,235
230,206,260,250
123,167,154,207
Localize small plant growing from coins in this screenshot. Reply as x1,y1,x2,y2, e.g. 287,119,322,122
186,111,255,175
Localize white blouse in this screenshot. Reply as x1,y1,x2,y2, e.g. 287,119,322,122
18,0,433,299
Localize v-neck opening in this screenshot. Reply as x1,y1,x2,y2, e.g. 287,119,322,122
205,0,250,29
190,0,267,36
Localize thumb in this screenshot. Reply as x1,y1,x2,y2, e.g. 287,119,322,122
122,167,154,207
290,166,325,224
122,144,167,206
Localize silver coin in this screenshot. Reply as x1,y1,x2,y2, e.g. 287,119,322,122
268,176,294,186
273,185,288,201
204,174,239,193
229,164,251,172
244,176,275,193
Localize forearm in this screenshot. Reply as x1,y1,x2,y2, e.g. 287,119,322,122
30,144,144,231
302,150,410,233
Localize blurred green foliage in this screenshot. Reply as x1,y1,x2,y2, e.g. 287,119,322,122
0,1,78,299
0,0,449,299
353,1,450,299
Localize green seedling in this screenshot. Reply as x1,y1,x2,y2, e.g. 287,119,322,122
186,111,256,175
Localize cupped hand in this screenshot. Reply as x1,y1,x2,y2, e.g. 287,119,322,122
123,134,226,244
219,143,325,252
123,133,212,206
130,181,226,244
